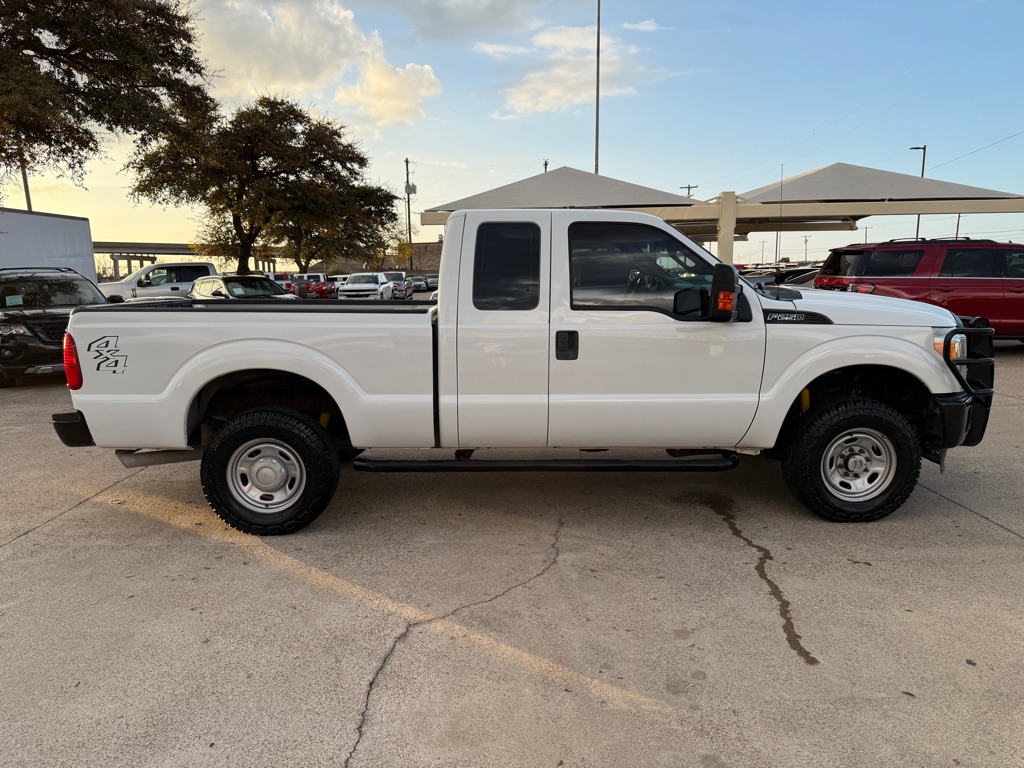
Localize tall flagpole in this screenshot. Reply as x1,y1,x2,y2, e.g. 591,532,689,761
594,0,600,174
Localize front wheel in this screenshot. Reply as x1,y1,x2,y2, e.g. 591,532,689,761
781,398,920,522
200,408,340,535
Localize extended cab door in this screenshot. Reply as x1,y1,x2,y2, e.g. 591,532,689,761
547,213,766,448
455,212,551,447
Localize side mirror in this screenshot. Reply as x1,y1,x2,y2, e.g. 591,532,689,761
673,287,709,317
211,289,227,298
136,277,150,287
107,294,125,304
708,263,741,323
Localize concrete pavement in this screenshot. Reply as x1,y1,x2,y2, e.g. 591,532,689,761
2,347,1023,767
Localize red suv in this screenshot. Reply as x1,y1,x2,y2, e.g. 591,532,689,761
814,238,1024,338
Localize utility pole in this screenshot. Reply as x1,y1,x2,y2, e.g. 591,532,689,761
910,145,927,238
544,159,549,173
594,0,600,174
680,184,698,197
404,158,416,270
759,240,766,262
862,225,870,243
803,235,810,261
18,141,32,212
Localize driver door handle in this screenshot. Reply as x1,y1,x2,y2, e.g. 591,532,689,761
555,330,579,360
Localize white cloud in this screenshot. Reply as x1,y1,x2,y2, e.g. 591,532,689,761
335,38,442,127
622,20,661,32
486,26,644,118
474,42,532,59
373,0,545,39
195,0,440,128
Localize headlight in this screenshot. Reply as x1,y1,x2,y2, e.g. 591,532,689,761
933,331,966,361
0,323,30,336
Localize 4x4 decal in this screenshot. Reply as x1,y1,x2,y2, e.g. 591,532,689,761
88,336,127,373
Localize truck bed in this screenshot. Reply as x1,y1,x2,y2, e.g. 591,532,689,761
67,300,438,450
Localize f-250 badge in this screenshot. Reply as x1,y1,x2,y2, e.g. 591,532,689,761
88,336,127,373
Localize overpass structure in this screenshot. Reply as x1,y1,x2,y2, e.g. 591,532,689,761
92,242,277,278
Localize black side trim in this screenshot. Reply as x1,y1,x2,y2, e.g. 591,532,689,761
763,310,833,324
52,410,95,447
352,453,739,473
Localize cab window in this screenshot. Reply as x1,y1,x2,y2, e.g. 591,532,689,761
569,222,714,317
472,223,541,311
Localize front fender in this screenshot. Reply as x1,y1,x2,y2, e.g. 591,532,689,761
739,330,961,449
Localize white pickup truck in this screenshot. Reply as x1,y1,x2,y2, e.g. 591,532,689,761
52,210,994,535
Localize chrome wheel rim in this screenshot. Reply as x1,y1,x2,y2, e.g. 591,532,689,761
227,439,306,514
820,428,897,502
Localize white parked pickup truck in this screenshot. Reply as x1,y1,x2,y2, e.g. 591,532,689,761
53,210,994,535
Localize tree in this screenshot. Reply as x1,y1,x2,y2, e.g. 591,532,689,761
129,96,397,275
270,182,399,273
0,0,212,188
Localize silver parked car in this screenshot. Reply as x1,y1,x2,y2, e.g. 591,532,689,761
382,271,414,300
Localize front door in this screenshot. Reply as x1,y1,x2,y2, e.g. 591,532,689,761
547,213,766,448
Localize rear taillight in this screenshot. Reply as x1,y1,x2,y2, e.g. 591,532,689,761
64,332,83,390
848,282,876,294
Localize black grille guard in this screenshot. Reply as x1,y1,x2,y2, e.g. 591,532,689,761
945,318,995,398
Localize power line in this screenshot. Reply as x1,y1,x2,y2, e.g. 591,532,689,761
926,129,1024,172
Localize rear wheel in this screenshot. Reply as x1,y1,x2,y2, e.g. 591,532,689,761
200,408,340,535
781,398,920,522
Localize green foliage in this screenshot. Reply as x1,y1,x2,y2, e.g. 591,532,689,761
129,96,398,274
0,0,212,186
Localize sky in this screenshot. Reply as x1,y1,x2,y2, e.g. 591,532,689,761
4,0,1024,265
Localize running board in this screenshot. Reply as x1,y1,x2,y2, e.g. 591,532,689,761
352,452,738,473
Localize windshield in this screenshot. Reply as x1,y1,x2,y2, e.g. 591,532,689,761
346,274,377,285
383,272,404,281
0,277,106,309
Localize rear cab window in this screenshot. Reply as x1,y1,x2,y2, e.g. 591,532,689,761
472,222,541,311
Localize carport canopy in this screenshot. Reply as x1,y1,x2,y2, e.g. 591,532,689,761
421,162,1024,263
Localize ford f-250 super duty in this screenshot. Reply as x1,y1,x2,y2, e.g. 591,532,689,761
52,210,994,535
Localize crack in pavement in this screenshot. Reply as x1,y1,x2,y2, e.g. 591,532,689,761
0,468,146,549
342,499,565,768
919,483,1024,541
695,492,820,666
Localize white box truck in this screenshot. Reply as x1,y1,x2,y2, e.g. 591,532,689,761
0,209,97,282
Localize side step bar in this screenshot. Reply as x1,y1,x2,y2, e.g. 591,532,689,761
352,452,738,473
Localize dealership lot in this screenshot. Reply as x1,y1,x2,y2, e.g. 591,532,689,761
3,346,1024,768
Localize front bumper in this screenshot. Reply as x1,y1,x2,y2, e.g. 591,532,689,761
52,410,96,447
1,337,64,379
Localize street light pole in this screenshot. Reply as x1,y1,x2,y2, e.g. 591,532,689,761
909,145,927,238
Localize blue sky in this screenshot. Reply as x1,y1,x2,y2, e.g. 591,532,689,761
5,0,1024,263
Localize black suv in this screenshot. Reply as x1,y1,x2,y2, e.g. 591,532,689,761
0,267,108,387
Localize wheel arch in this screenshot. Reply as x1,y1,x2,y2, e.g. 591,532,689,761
187,368,353,448
741,335,956,451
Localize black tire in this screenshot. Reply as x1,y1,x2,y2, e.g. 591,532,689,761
200,408,340,535
781,398,920,522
